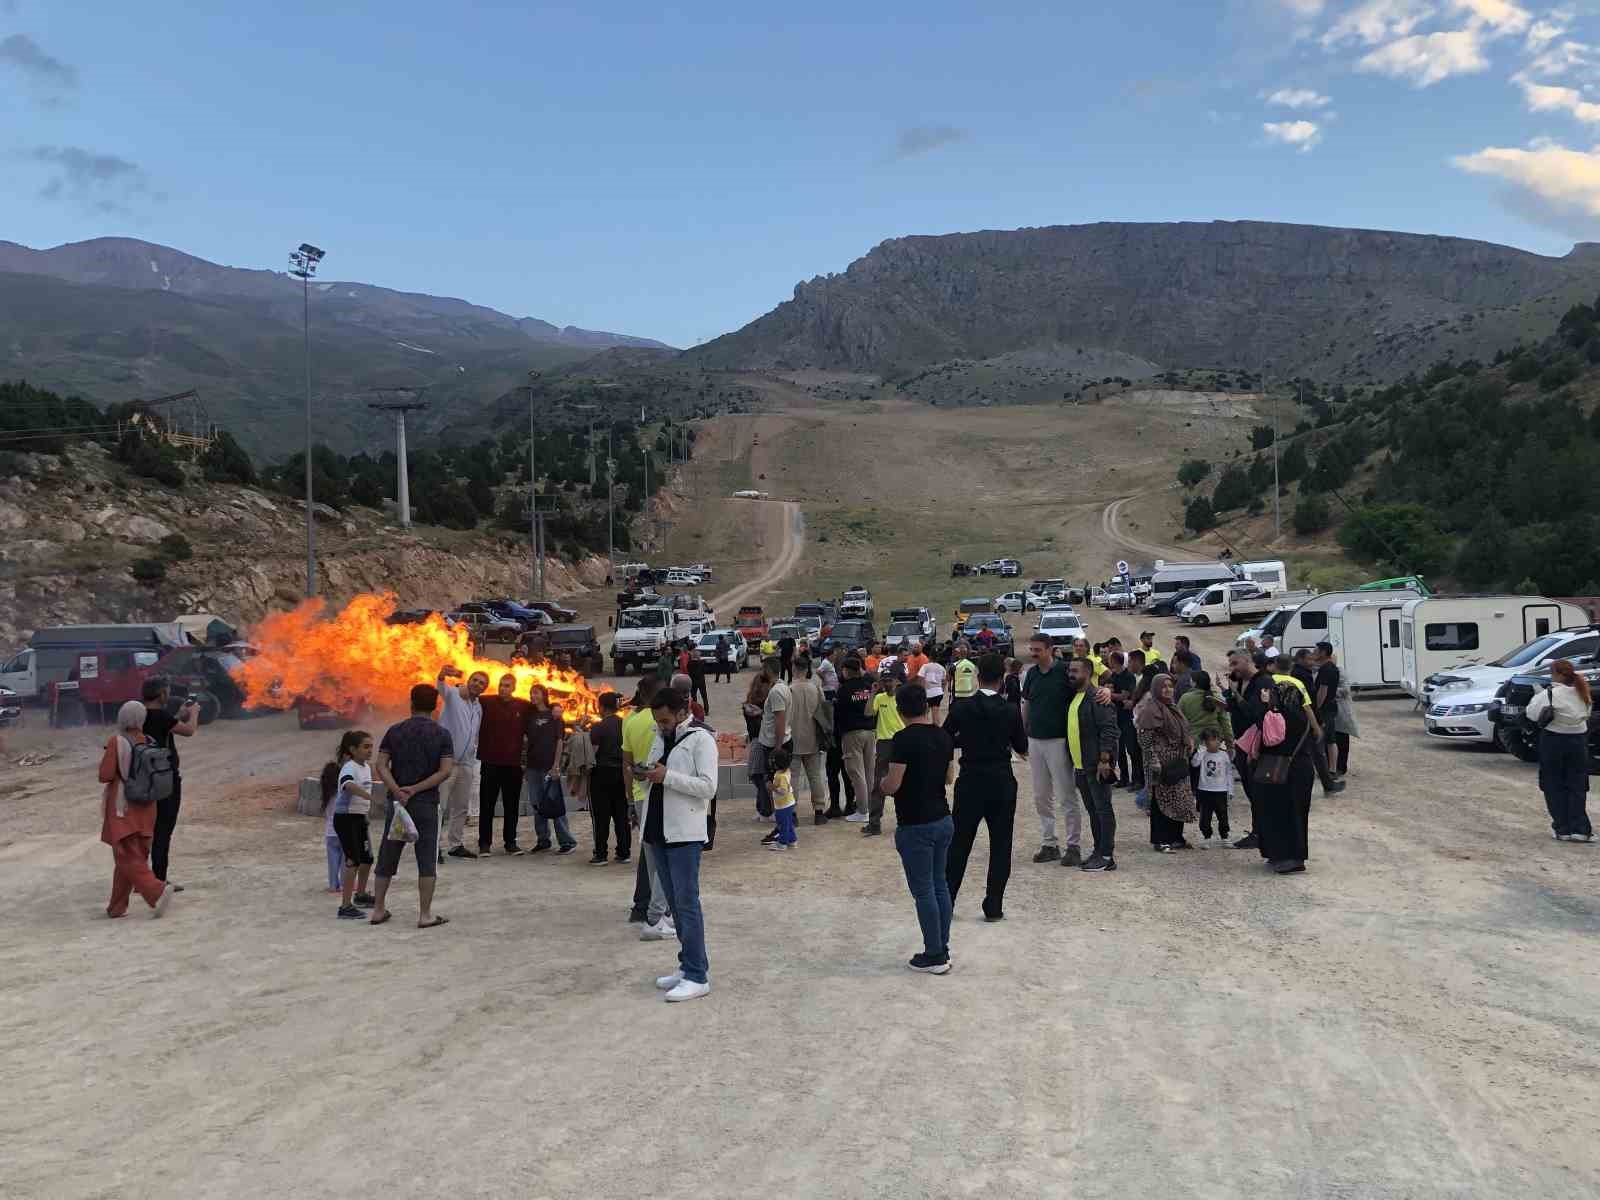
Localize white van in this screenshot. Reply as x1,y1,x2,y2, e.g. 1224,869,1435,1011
1400,595,1589,699
1147,562,1236,606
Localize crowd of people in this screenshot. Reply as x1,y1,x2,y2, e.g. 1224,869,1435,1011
90,601,1592,1001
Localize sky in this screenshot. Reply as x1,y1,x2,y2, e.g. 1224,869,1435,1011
3,0,1599,347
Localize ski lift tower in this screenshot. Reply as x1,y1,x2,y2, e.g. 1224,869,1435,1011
367,388,430,527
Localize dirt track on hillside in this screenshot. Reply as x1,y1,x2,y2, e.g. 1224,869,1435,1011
5,394,1600,1198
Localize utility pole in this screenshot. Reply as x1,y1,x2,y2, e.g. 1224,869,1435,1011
1274,379,1288,541
367,390,428,528
289,242,325,596
534,371,547,601
606,425,615,582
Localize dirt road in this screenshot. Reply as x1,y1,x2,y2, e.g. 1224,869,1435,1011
6,397,1600,1198
707,500,803,616
1102,493,1186,561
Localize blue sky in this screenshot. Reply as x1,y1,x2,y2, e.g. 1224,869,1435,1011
2,0,1598,347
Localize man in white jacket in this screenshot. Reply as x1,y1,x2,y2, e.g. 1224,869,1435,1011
638,687,719,1002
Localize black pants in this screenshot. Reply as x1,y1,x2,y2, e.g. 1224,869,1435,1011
826,739,856,811
714,660,732,682
946,766,1016,917
780,656,794,684
478,763,523,850
1258,756,1315,863
744,713,761,742
1119,719,1142,787
590,768,630,858
1331,731,1350,773
1076,769,1116,860
1196,788,1230,839
151,775,182,882
1234,746,1258,837
631,848,651,921
1539,730,1592,838
691,672,710,712
1311,729,1338,792
1150,801,1185,847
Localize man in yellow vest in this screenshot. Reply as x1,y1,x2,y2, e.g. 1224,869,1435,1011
950,642,979,700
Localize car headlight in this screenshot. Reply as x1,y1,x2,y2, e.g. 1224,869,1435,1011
1431,676,1470,691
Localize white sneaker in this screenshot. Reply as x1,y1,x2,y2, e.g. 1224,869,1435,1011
844,813,868,823
639,919,676,941
767,841,790,851
664,978,711,1002
656,972,684,990
152,884,174,918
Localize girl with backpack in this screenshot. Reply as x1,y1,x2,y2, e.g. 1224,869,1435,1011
99,700,174,919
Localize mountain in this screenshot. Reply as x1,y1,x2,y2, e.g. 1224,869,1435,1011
0,237,671,457
688,221,1600,385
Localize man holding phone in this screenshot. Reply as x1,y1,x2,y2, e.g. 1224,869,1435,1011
141,677,200,890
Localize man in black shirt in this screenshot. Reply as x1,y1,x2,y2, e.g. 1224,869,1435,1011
372,683,456,928
777,632,797,684
834,657,876,820
1108,650,1141,788
943,653,1027,921
588,692,629,863
1313,641,1347,778
141,677,199,889
1174,635,1201,672
879,683,955,974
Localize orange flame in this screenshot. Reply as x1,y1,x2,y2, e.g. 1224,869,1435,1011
232,593,608,723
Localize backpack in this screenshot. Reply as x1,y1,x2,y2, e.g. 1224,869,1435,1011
121,736,175,806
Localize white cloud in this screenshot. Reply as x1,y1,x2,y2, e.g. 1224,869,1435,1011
1528,38,1592,77
1278,0,1328,14
1263,86,1334,108
1323,0,1436,47
1357,29,1490,85
1453,139,1600,229
1448,0,1531,35
1517,78,1600,122
1263,119,1324,149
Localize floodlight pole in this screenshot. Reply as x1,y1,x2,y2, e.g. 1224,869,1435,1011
289,242,325,597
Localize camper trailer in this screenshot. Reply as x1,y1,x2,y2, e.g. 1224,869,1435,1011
1279,588,1425,660
1146,562,1237,606
1233,559,1290,595
1399,595,1588,699
1326,599,1416,691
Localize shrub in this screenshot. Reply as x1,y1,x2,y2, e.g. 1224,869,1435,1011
1211,464,1254,512
1249,424,1275,450
1539,358,1581,392
1184,495,1217,532
130,558,167,584
1292,493,1331,534
157,533,193,562
1177,458,1210,488
200,431,256,485
1337,503,1451,575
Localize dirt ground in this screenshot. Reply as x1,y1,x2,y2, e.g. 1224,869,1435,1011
5,396,1600,1198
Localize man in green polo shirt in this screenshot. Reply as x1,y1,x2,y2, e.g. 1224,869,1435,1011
1020,632,1080,866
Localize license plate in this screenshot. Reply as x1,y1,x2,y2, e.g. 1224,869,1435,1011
1501,706,1523,718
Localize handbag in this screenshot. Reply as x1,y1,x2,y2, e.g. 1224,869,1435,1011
1236,725,1262,762
537,775,567,819
1158,757,1189,786
1254,722,1311,786
1536,685,1557,728
1262,710,1287,747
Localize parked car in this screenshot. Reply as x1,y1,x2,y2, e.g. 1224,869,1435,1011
840,587,874,618
767,622,806,652
1146,588,1204,618
0,685,21,727
1102,587,1137,610
544,624,604,675
793,615,824,649
888,606,936,641
296,692,372,730
1034,607,1088,648
959,614,1015,657
477,599,555,629
976,558,1022,577
447,611,521,642
525,600,577,623
956,596,994,624
819,619,876,655
695,628,752,669
882,620,926,653
735,606,768,649
385,608,437,625
995,590,1050,613
1423,626,1600,707
1492,660,1600,763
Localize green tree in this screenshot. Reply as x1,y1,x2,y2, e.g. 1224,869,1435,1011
130,557,167,585
1211,464,1254,512
1278,439,1308,484
200,431,256,485
1177,458,1210,488
1337,503,1452,575
1292,493,1331,534
1184,495,1217,532
1249,424,1276,450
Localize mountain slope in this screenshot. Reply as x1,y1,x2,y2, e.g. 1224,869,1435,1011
689,220,1600,383
0,238,671,457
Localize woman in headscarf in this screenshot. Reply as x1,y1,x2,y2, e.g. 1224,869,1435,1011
100,700,174,918
1135,674,1197,851
1251,677,1318,873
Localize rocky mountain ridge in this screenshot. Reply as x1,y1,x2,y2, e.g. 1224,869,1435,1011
690,220,1600,383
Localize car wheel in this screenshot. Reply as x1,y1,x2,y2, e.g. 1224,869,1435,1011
1495,723,1539,762
1191,615,1209,627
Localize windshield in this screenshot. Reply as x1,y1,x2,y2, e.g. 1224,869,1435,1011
832,622,866,638
619,610,666,629
769,625,801,638
1490,633,1565,668
964,616,1005,632
887,622,920,635
1039,614,1080,629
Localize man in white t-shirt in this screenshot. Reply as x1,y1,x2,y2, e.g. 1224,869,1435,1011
919,658,947,713
333,744,377,919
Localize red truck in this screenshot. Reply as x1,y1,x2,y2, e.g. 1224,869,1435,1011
735,606,767,650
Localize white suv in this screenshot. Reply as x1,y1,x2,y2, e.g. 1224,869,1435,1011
995,590,1049,612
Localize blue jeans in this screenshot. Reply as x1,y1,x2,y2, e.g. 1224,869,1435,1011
533,811,575,848
649,842,709,984
774,805,797,845
895,815,954,960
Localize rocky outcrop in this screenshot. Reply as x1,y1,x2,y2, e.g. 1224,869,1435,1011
688,220,1600,380
0,444,608,650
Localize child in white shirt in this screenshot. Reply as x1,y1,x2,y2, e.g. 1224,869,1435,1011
1190,729,1235,846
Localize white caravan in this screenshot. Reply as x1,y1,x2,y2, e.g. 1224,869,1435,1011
1399,595,1588,699
1279,588,1424,660
1233,559,1290,594
1326,599,1416,692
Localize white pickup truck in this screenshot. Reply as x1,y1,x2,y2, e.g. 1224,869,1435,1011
1182,585,1315,626
610,605,697,674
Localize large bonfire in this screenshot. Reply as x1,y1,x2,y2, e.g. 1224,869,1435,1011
232,593,607,722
